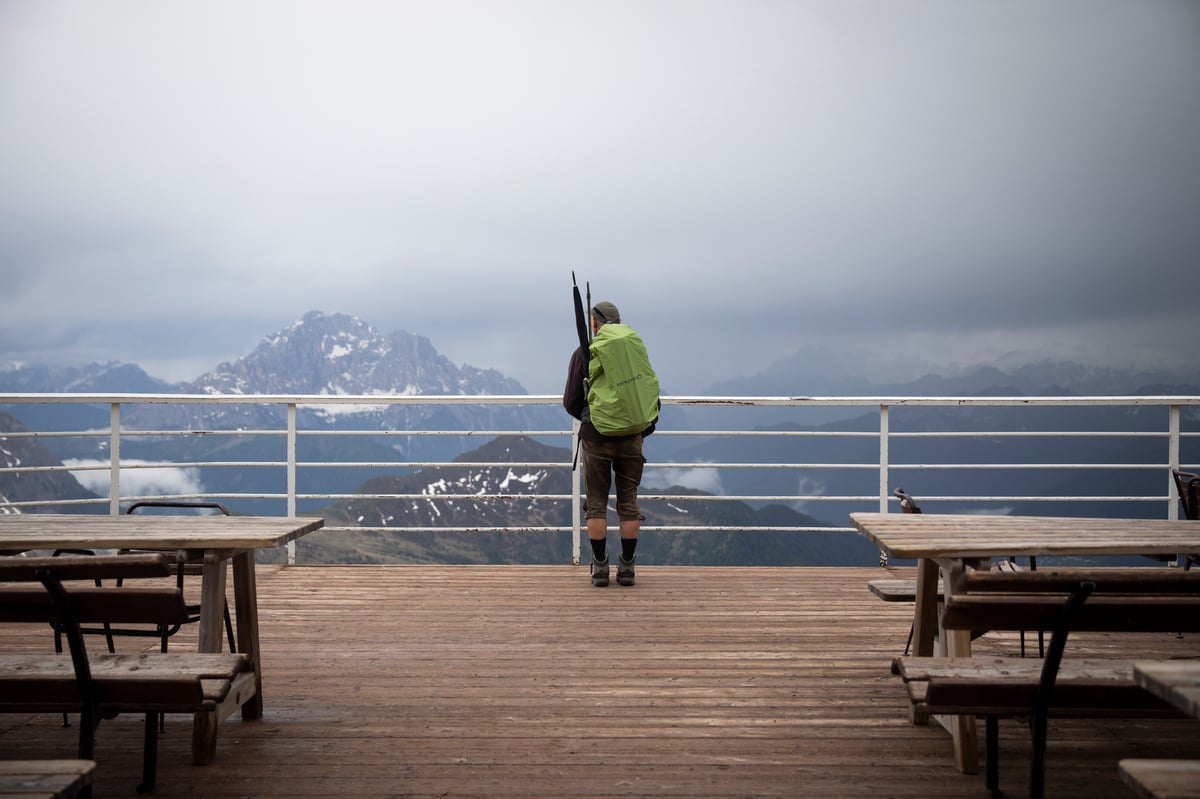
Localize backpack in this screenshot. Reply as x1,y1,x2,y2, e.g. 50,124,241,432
587,323,660,437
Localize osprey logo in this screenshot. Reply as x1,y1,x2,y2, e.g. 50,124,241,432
615,373,644,388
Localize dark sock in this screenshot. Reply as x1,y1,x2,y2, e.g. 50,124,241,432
590,537,607,562
620,537,637,562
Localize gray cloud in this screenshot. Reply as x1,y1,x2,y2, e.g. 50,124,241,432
2,1,1198,393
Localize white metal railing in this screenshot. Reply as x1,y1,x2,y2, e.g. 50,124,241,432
1,393,1198,564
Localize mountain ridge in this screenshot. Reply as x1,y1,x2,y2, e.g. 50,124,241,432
6,313,1199,401
301,435,874,566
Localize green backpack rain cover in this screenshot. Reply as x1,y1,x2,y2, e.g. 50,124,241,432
587,323,660,437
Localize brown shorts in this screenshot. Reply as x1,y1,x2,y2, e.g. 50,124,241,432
582,435,646,521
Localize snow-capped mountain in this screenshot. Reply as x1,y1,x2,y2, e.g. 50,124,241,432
0,311,561,465
187,311,525,397
119,311,553,437
306,435,854,566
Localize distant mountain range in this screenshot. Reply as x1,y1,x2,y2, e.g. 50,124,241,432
709,345,1200,398
1,311,526,398
5,310,1197,408
299,435,875,566
2,310,1197,564
0,311,562,463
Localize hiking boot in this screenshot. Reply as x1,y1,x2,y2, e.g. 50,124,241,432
617,555,635,586
590,555,610,587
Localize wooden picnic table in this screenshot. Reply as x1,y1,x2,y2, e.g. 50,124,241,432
0,514,322,758
849,512,1200,774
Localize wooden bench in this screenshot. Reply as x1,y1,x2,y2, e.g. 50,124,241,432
867,577,943,602
891,567,1200,799
0,760,95,799
869,559,1025,603
0,554,253,794
1120,758,1200,799
869,560,1026,655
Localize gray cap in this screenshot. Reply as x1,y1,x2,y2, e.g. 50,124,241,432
591,301,620,324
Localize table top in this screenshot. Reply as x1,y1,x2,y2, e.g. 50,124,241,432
0,513,324,552
1134,659,1200,719
850,512,1200,560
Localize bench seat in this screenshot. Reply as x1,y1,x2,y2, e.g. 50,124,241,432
0,554,256,793
894,656,1180,717
867,578,943,602
1120,759,1200,799
0,652,252,712
0,759,96,799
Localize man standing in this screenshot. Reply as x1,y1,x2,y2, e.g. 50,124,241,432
563,300,660,587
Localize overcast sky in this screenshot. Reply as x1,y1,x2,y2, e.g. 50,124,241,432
2,1,1198,394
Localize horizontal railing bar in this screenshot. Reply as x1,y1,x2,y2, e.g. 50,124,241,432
666,395,1200,407
291,492,1169,503
2,492,1169,508
648,462,1179,470
6,392,1200,406
119,461,283,470
0,497,110,508
0,429,289,439
876,495,1169,503
0,465,96,474
119,429,284,437
0,393,567,405
888,463,1171,470
6,426,1191,440
648,462,880,469
0,430,113,439
297,493,852,502
888,430,1171,438
324,525,860,534
296,461,569,469
651,430,880,437
12,460,1178,477
328,526,570,533
0,463,285,475
298,429,571,437
301,493,576,501
0,428,570,439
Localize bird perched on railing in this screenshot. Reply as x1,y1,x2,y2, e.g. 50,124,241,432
894,488,922,515
879,488,923,567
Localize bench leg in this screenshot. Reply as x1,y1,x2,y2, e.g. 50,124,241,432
192,710,219,765
1030,712,1047,799
985,715,1000,797
1029,582,1095,799
137,712,158,793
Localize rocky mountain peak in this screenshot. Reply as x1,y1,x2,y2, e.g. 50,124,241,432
183,311,526,397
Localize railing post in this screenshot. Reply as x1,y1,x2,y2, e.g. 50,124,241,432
287,403,297,565
570,418,582,566
879,404,890,513
878,404,890,567
1168,404,1180,521
109,403,121,515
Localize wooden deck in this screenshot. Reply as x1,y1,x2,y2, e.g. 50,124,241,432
2,565,1199,798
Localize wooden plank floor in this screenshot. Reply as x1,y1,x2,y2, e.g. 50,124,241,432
2,565,1199,798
